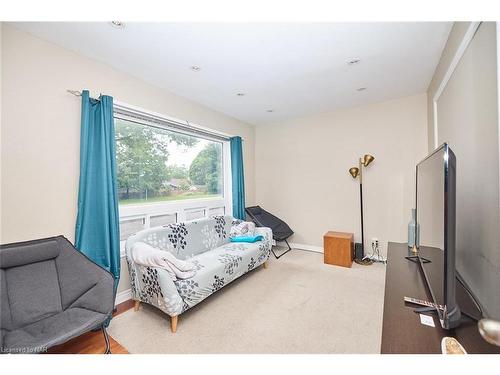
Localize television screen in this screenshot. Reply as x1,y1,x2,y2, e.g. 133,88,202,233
417,145,445,297
416,143,461,329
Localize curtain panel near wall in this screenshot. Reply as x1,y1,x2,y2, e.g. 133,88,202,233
230,136,245,220
75,90,121,292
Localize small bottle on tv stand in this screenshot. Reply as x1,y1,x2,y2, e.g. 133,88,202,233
407,208,419,248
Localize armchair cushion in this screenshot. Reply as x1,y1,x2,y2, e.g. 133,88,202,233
55,238,114,311
4,308,108,353
1,269,13,331
0,238,60,268
5,259,62,328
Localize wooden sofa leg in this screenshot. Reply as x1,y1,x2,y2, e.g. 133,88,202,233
263,261,268,269
171,315,178,333
134,300,141,311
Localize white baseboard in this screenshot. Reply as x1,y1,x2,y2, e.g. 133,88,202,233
115,289,132,305
289,242,323,253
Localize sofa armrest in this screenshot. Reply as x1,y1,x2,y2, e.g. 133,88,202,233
155,268,185,316
127,257,184,317
255,227,273,250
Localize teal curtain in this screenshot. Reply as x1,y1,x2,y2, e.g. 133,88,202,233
75,90,120,293
230,136,246,220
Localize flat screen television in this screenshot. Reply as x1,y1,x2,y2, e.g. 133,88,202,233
415,143,461,329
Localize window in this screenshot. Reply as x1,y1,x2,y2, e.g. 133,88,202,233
185,208,206,221
150,213,177,227
118,217,145,241
115,118,224,205
208,206,225,217
114,105,233,252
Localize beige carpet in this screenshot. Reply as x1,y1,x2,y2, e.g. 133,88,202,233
108,249,386,353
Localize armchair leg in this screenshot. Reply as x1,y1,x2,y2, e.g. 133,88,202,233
134,300,140,311
102,325,111,354
171,315,178,333
271,239,292,259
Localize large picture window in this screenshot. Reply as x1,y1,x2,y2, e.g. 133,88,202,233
114,105,233,247
115,118,223,205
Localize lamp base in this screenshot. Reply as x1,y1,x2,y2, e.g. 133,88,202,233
354,258,374,266
354,242,363,260
354,243,373,265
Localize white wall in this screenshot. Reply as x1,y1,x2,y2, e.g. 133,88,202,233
428,22,500,318
255,94,428,256
1,25,256,294
426,22,473,152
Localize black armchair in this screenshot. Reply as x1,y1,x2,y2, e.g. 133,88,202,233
0,236,115,354
245,206,294,259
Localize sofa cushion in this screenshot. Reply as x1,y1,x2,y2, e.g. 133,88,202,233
3,307,108,353
174,240,269,310
180,216,234,257
127,215,235,260
5,259,62,329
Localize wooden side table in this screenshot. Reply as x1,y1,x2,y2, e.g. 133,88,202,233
323,231,354,268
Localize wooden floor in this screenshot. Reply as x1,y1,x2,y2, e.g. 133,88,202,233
46,299,134,354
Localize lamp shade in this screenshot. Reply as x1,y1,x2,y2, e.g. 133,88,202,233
363,154,375,167
349,167,359,179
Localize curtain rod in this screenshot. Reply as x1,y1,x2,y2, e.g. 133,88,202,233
67,89,102,101
67,89,242,141
67,89,83,97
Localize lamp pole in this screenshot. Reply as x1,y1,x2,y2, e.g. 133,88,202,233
349,154,375,265
358,157,365,260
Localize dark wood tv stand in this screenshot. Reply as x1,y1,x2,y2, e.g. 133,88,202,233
381,242,500,354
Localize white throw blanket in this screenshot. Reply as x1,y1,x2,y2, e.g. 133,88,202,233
131,241,196,281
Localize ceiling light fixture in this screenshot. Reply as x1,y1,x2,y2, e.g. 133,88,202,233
190,66,201,72
236,93,245,96
109,21,125,29
347,58,361,66
266,109,274,113
357,87,367,91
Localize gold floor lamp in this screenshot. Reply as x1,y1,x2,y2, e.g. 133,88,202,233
349,154,375,265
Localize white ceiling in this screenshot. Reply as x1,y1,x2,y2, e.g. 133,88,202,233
11,22,452,125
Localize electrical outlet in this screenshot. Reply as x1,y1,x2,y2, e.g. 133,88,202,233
372,238,379,248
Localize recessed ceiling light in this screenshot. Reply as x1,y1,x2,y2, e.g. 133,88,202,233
190,66,201,72
347,58,361,66
236,93,245,96
356,87,367,91
266,109,274,113
110,21,125,29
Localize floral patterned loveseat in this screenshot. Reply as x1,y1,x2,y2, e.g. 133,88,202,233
125,215,272,333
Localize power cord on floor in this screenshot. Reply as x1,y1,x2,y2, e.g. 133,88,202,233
363,241,387,264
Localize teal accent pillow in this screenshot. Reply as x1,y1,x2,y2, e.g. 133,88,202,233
230,235,264,243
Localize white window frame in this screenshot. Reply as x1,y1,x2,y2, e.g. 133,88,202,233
114,101,233,256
